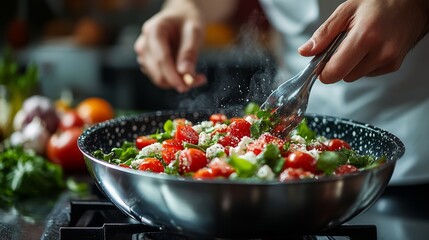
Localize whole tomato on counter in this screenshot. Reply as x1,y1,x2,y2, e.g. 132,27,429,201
47,127,86,172
76,97,115,125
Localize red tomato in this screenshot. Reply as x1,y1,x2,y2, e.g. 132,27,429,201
218,135,240,147
247,133,285,155
327,139,351,151
284,151,316,173
47,127,86,172
119,163,131,168
335,164,359,175
193,168,218,179
136,135,157,149
209,113,227,124
161,139,183,164
175,125,199,145
279,168,314,182
208,158,235,177
306,141,328,152
227,118,251,139
178,148,208,174
138,158,164,173
58,110,85,130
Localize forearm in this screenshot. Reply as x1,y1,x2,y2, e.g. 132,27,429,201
162,0,239,24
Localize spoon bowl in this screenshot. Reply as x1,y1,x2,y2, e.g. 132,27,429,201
261,32,347,136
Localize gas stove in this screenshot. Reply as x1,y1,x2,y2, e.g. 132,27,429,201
60,200,376,240
39,183,429,240
41,185,377,240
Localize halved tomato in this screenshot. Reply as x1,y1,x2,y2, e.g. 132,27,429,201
175,125,199,145
138,158,164,173
178,148,208,174
136,135,157,149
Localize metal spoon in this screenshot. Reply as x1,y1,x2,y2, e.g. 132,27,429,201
260,32,347,136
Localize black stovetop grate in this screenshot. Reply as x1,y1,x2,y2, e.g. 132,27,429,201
59,200,377,240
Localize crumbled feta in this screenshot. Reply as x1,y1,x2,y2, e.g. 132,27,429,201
257,165,275,180
307,148,320,160
245,115,257,124
198,132,211,145
192,124,203,133
229,136,253,156
239,151,257,164
206,143,225,159
214,123,227,131
291,135,306,144
131,158,144,168
138,142,162,157
201,120,214,128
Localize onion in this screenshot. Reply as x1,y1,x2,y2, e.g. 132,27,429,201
10,116,51,155
15,95,60,134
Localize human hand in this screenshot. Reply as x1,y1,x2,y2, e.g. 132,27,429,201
298,0,429,84
134,1,207,93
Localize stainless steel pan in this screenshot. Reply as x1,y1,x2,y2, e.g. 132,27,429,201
78,110,405,238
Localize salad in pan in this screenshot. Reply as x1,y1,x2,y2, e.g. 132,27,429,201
93,103,385,181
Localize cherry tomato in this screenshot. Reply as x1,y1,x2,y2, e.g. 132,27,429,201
58,110,85,130
227,118,251,139
118,163,131,168
136,135,157,149
47,127,86,172
247,133,285,155
279,168,314,182
209,113,227,124
178,148,208,174
175,124,199,145
161,139,183,164
335,164,359,175
306,141,329,152
193,168,218,179
284,151,316,173
208,158,235,177
138,158,164,173
327,139,351,151
218,135,240,147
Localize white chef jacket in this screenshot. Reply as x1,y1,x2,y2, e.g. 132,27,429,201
259,0,429,185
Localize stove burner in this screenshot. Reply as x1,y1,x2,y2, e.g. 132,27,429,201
60,200,377,240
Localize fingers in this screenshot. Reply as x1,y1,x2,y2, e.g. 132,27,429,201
176,21,208,88
298,0,419,84
134,14,207,93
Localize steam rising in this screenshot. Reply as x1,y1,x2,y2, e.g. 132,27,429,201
177,10,277,116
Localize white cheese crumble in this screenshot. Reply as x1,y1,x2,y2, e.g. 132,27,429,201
257,165,275,180
306,148,320,160
137,142,162,157
198,132,211,145
290,135,306,144
239,151,257,164
245,115,257,124
206,143,225,159
229,136,253,156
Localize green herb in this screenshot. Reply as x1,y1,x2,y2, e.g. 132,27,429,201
0,146,65,206
295,119,316,142
228,155,257,178
150,119,173,142
244,102,260,115
0,48,39,138
316,151,348,175
256,144,284,174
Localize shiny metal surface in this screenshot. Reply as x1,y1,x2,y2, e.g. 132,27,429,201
78,111,404,238
261,32,347,136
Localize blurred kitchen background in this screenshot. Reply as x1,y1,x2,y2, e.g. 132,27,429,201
1,0,277,111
